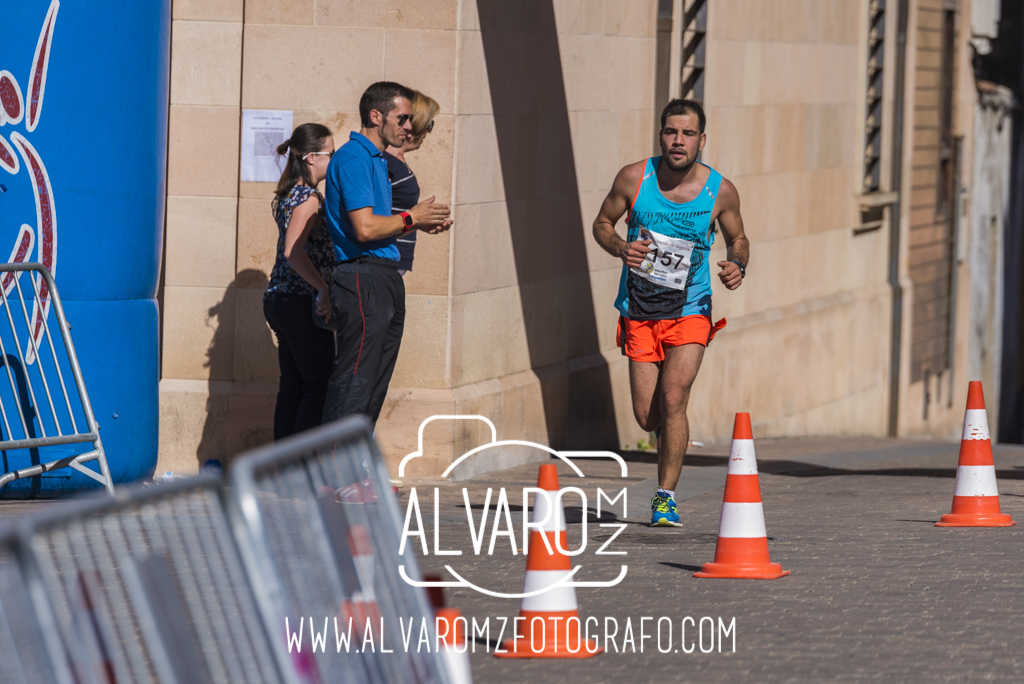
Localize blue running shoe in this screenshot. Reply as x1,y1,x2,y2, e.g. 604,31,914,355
651,493,681,526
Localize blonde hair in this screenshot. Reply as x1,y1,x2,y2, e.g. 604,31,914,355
410,91,440,137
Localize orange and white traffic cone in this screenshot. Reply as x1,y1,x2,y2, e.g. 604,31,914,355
694,413,790,579
495,464,602,658
341,525,382,632
423,576,473,683
436,608,473,684
936,381,1016,527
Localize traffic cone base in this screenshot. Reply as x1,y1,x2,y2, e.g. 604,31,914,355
937,501,1015,528
694,561,790,580
935,515,1015,527
497,612,603,658
694,537,790,579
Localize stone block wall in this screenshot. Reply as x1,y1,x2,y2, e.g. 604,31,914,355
157,0,983,480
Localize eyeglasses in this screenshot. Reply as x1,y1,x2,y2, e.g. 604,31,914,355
303,151,334,160
390,113,413,126
425,120,434,133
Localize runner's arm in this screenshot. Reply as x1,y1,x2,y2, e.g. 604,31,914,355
715,178,749,291
592,163,651,268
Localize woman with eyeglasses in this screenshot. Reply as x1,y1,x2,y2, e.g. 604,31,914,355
263,123,338,439
384,91,440,274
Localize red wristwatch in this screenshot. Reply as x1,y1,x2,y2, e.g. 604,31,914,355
400,211,413,233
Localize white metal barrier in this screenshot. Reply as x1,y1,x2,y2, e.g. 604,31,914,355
0,529,66,684
228,415,452,684
0,417,460,683
14,477,291,684
0,264,112,494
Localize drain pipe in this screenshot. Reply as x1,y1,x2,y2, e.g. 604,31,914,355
946,135,965,407
887,0,910,437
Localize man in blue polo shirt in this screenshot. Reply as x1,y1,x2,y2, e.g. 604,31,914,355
321,81,452,424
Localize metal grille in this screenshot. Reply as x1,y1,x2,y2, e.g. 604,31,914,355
0,530,64,684
19,477,283,684
681,0,707,101
229,416,450,684
863,0,885,192
0,263,112,494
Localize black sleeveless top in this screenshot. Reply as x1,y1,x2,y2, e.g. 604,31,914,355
384,151,420,271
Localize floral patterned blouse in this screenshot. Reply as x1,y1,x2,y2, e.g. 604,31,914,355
265,184,336,297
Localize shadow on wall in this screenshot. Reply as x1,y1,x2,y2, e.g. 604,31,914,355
476,0,620,450
976,0,1024,442
195,268,277,469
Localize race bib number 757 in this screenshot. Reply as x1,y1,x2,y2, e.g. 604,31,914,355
631,227,695,291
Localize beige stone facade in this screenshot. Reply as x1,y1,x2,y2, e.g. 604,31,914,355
157,0,1000,479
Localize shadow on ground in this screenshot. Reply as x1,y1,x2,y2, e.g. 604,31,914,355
616,450,1024,480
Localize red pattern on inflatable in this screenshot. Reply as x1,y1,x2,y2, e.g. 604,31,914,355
0,135,16,173
28,2,58,131
0,71,23,123
10,133,55,361
2,2,60,364
1,226,35,294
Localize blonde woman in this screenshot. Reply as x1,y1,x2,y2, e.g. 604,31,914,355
384,91,440,273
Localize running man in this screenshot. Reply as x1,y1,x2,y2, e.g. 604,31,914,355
592,99,749,526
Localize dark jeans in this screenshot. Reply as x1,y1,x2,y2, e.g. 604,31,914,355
263,292,335,440
322,257,405,424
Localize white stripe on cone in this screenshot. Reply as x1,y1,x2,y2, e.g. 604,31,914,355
727,440,758,475
962,409,991,441
717,502,768,538
520,570,578,611
953,465,1000,497
352,553,376,603
532,490,566,533
441,648,473,684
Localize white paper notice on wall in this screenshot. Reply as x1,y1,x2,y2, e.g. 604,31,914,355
240,109,293,182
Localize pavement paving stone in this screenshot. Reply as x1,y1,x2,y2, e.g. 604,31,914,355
405,438,1024,683
1,436,1021,682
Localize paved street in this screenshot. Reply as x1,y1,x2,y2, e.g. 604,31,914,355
406,437,1024,683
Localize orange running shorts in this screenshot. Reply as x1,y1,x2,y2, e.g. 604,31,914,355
616,315,727,363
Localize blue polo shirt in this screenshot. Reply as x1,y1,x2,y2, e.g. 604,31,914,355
324,131,400,261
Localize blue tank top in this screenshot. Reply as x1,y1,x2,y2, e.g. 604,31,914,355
614,158,722,320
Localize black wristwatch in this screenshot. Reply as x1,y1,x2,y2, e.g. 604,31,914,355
730,260,746,278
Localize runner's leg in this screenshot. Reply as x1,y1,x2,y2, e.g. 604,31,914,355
628,359,662,432
656,343,705,491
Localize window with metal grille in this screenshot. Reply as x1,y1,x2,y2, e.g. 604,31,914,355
653,0,708,151
937,5,956,214
863,0,886,192
681,0,707,101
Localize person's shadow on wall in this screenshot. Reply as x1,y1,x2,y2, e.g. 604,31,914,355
195,269,277,470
